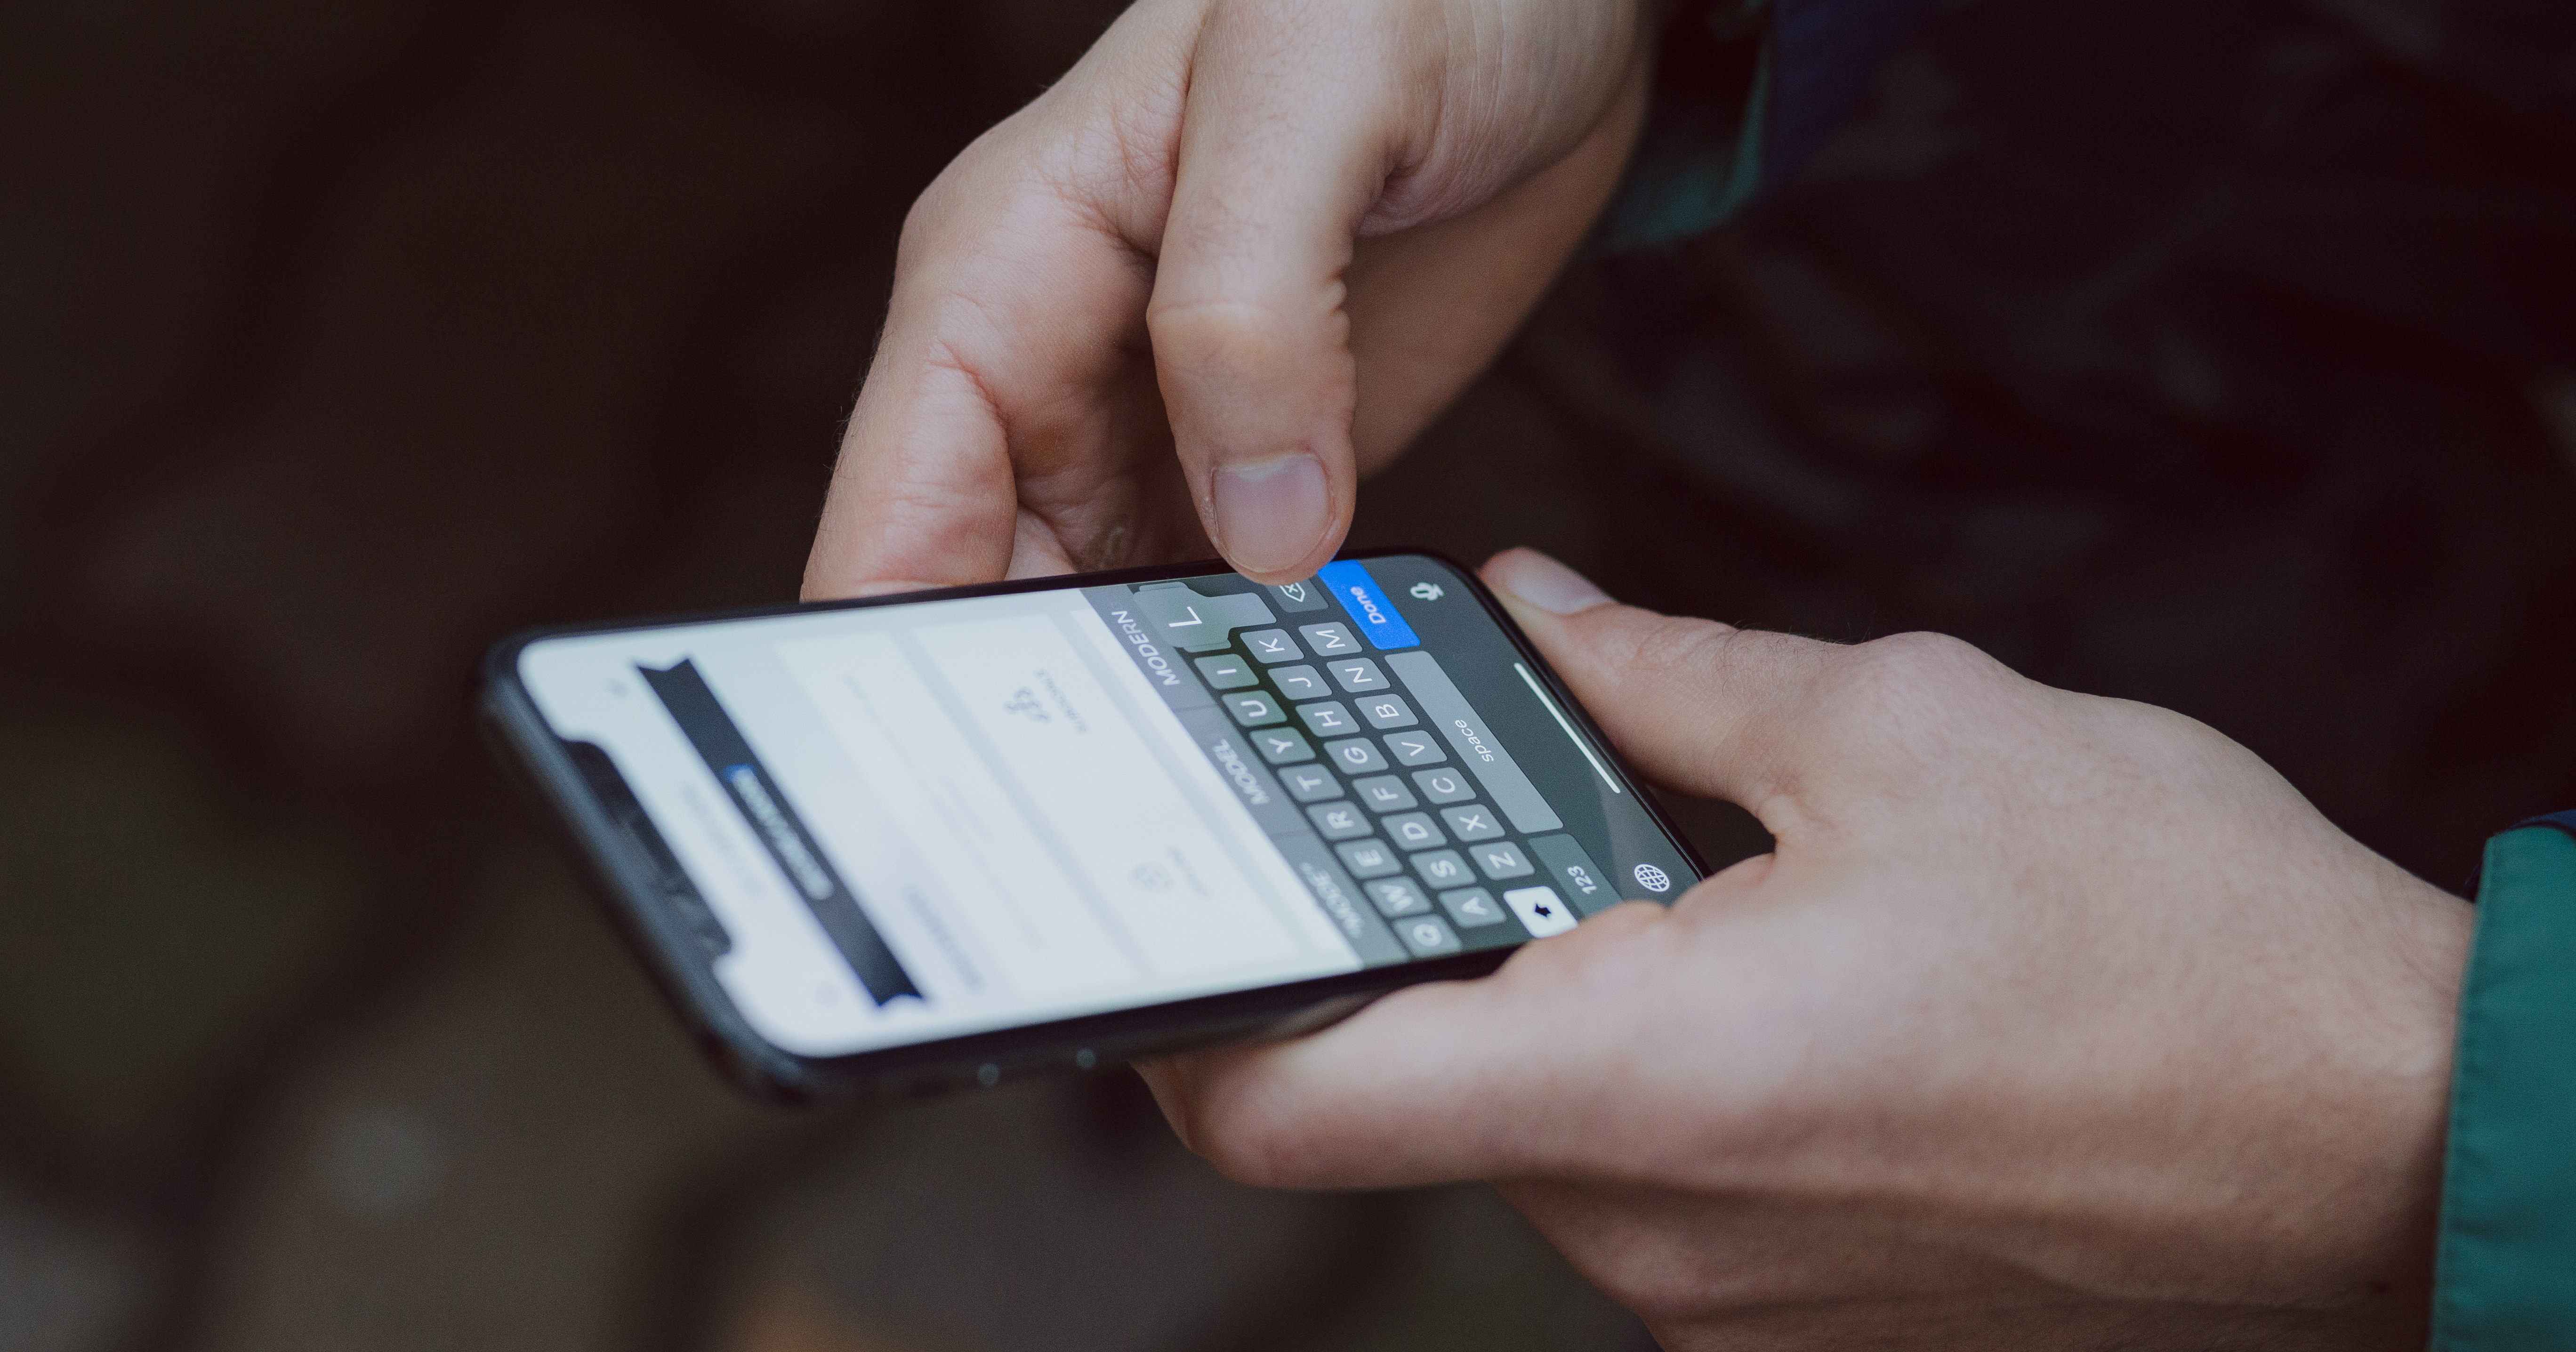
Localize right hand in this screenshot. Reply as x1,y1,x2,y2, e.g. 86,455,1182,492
802,0,1653,599
1144,549,2471,1350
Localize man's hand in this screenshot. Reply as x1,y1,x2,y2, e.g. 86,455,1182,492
802,0,1650,599
1143,548,2473,1351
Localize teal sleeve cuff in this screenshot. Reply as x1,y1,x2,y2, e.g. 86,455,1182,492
2431,824,2576,1350
1602,0,1943,248
1603,0,1773,249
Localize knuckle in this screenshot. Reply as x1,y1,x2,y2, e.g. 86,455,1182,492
1621,615,1744,685
1858,628,1989,676
894,132,1073,278
1830,629,2009,724
1899,626,2000,667
893,155,982,269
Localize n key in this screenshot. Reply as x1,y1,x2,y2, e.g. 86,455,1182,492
1328,658,1389,692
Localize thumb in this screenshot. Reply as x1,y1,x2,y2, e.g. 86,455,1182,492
1480,548,1843,816
1145,7,1417,582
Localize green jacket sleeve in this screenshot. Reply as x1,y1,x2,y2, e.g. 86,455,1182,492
1605,0,1942,247
2431,817,2576,1349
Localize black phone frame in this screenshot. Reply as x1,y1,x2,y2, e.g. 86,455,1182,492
479,548,1709,1103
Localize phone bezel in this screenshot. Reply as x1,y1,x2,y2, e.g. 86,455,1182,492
479,548,1708,1102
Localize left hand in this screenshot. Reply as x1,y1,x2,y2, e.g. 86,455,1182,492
801,0,1653,598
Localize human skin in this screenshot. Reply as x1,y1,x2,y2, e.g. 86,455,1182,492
809,2,2477,1340
1143,549,2474,1352
800,0,1654,599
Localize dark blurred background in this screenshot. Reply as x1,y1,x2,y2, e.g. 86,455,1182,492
2,0,2570,1348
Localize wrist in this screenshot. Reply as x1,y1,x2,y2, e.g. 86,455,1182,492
2259,864,2468,1326
2007,849,2469,1334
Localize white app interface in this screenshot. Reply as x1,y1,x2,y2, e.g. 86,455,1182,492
521,586,1362,1055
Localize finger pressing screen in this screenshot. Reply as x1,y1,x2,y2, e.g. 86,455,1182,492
1145,2,1426,583
804,158,1160,599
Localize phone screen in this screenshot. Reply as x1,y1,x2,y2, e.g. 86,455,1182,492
513,555,1697,1059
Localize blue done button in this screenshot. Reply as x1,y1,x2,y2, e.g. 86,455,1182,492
1317,560,1421,651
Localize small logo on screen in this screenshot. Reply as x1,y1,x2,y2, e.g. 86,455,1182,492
1633,863,1672,894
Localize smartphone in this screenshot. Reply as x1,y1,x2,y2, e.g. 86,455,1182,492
480,551,1703,1101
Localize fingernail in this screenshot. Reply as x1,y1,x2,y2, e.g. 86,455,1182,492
1492,550,1610,614
1211,455,1329,575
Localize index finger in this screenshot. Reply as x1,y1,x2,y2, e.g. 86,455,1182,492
802,167,1153,597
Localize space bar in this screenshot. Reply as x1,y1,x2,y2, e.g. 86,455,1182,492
1386,651,1563,834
